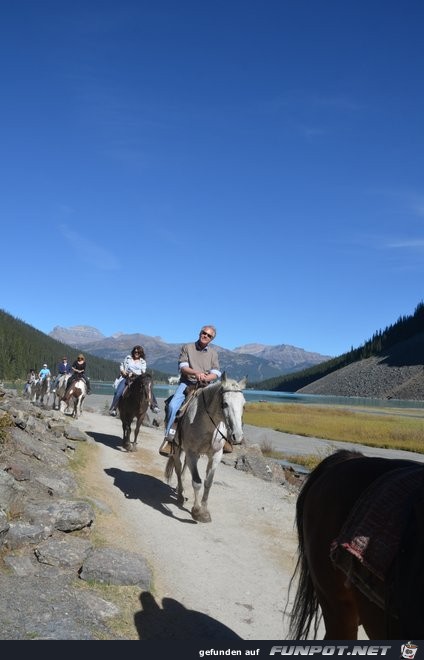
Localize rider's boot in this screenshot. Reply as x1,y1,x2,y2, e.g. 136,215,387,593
159,424,177,457
223,440,233,454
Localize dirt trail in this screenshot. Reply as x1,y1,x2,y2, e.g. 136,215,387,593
73,396,299,640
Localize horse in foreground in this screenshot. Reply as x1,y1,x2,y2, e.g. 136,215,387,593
118,373,154,451
60,378,86,419
288,449,424,640
165,373,246,523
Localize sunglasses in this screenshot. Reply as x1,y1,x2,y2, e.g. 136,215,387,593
201,331,213,339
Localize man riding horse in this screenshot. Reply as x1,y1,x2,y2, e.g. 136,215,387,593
53,355,72,390
159,324,232,456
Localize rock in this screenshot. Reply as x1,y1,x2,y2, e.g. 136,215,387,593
80,547,152,588
35,536,93,569
24,499,95,532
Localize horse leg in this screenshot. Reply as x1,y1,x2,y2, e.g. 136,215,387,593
122,418,131,451
185,451,212,523
131,415,144,452
75,396,83,419
78,395,85,418
173,449,185,504
315,583,360,639
164,449,185,504
194,451,222,523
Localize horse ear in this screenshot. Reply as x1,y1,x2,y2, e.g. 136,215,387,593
221,371,227,383
239,376,247,389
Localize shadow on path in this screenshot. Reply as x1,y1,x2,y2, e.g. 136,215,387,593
86,430,125,451
134,591,242,639
104,467,195,524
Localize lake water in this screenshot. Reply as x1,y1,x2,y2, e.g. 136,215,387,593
89,381,424,410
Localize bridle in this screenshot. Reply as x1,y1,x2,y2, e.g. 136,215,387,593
201,385,244,440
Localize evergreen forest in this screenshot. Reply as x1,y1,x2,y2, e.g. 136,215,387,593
252,301,424,392
0,310,167,382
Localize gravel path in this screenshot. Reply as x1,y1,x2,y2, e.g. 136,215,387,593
76,395,300,640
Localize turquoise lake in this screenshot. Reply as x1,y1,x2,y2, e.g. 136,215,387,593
89,381,424,410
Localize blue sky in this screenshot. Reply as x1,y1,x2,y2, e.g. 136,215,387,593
1,0,423,357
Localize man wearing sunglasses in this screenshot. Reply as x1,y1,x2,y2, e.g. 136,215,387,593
159,325,221,457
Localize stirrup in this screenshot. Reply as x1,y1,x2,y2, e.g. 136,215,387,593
159,439,174,457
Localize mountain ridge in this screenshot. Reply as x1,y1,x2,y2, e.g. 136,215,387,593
49,325,332,382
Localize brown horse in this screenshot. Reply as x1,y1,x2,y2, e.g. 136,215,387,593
288,449,424,640
118,372,154,451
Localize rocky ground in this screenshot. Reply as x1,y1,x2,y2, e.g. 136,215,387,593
0,389,304,642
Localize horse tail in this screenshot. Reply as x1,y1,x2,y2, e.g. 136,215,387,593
287,449,363,639
165,456,175,483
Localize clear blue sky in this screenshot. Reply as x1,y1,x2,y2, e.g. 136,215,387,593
2,1,423,357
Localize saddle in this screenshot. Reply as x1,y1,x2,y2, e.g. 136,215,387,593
164,384,204,444
164,383,232,452
330,465,424,608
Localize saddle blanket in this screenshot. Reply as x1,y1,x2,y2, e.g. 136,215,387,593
330,464,424,606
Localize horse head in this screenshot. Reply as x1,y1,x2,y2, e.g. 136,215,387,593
220,372,246,446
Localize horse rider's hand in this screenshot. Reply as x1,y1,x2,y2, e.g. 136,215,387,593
196,371,209,383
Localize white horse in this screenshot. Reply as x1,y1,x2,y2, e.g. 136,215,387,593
52,374,71,410
29,379,39,403
31,376,51,406
165,373,246,523
60,378,87,419
168,376,180,385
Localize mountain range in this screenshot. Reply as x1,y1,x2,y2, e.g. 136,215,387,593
48,325,332,382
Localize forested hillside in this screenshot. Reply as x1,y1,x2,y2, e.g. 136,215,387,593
253,301,424,395
0,310,166,382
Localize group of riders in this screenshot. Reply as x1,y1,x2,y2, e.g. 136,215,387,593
24,324,227,457
24,354,91,403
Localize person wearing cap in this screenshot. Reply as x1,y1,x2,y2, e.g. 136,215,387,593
38,363,51,381
62,353,91,398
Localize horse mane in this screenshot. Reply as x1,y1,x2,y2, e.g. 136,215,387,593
199,379,221,398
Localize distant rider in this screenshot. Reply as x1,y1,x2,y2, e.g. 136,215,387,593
62,353,91,400
38,363,51,381
54,356,72,389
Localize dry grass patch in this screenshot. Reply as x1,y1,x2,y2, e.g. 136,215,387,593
245,402,424,454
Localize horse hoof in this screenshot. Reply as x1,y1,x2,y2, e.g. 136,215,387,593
130,443,137,452
123,442,130,451
191,507,211,523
